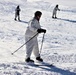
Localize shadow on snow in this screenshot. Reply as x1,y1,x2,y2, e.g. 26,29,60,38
19,20,28,24
57,18,76,23
13,62,76,75
38,65,76,75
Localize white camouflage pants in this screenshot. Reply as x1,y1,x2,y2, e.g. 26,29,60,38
25,36,40,59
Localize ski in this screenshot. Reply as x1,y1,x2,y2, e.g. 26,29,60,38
14,62,53,68
37,63,53,66
27,62,53,67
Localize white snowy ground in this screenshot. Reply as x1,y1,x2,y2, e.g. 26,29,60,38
0,0,76,75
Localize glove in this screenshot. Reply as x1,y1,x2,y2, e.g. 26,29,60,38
37,29,42,33
37,29,46,33
42,29,46,33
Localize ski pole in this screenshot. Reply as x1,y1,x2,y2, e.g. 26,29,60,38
11,33,38,55
39,33,45,54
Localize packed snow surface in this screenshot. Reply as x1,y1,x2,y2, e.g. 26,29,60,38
0,0,76,75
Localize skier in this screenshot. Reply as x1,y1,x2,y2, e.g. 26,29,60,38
52,4,60,18
14,5,21,21
25,11,46,63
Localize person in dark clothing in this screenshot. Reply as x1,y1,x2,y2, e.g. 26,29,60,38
14,5,21,21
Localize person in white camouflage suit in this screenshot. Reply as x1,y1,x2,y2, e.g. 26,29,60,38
25,11,46,63
52,4,60,18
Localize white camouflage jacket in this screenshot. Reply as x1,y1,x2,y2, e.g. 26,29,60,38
25,18,41,37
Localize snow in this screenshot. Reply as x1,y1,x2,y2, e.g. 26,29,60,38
0,0,76,75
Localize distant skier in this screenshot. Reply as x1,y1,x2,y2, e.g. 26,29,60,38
14,5,21,21
52,4,60,18
25,11,46,63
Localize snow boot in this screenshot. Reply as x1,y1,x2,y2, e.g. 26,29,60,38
18,18,20,21
52,16,54,18
25,58,34,63
36,57,43,62
55,17,57,18
14,18,17,21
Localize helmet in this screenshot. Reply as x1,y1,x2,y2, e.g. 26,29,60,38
34,11,42,17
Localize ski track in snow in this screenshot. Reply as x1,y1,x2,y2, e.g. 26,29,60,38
0,0,76,75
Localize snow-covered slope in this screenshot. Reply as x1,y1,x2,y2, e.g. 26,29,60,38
0,0,76,75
